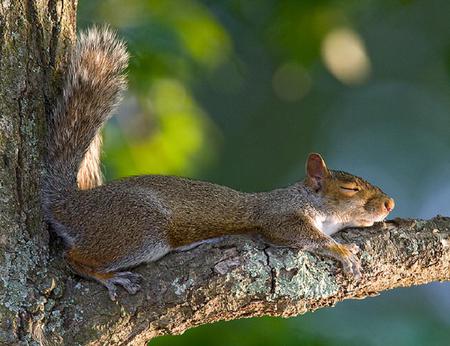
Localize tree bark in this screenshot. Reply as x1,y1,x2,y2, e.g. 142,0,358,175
0,0,76,344
0,2,449,346
47,217,448,345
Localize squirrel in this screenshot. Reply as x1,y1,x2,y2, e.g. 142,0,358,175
43,27,395,301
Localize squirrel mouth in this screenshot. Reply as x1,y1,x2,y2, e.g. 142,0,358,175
372,212,389,224
360,214,387,226
358,220,375,227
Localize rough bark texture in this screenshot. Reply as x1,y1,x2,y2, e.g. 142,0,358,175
0,0,76,344
0,1,449,346
45,217,448,345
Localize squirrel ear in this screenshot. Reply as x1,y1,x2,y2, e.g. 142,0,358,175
306,153,330,191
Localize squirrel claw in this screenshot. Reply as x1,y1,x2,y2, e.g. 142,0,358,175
338,243,362,280
341,255,361,280
349,255,361,280
102,281,118,301
347,243,360,255
101,271,143,300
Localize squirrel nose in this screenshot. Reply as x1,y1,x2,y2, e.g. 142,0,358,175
384,198,395,212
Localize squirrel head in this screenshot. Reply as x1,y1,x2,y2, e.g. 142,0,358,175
304,153,394,229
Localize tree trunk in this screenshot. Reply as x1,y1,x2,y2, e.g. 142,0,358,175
0,0,76,343
0,2,449,345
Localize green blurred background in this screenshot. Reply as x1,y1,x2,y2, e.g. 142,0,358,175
78,0,450,345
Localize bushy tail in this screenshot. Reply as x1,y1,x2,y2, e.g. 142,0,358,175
44,27,128,203
77,131,104,190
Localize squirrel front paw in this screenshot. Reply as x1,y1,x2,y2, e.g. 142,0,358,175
340,249,361,279
328,243,361,279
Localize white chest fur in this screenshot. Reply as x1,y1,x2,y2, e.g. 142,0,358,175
313,215,343,236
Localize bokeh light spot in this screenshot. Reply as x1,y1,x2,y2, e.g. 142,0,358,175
321,28,371,85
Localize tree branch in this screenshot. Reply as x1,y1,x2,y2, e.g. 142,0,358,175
43,217,449,345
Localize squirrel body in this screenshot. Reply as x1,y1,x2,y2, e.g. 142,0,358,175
44,28,394,300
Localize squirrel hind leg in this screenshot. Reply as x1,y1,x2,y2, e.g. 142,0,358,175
65,249,142,301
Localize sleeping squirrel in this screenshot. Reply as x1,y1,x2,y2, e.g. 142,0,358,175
43,27,395,301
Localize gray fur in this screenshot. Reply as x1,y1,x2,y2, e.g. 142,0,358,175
43,28,394,300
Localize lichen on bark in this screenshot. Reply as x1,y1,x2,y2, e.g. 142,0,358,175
0,0,76,343
43,217,448,345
